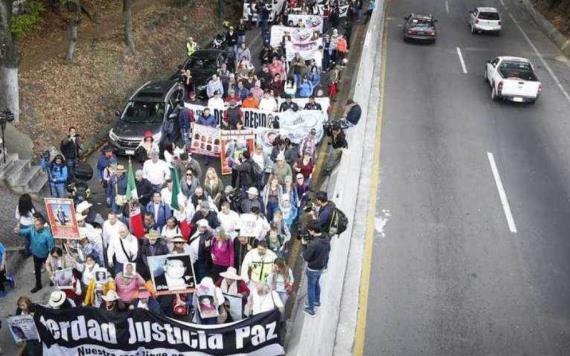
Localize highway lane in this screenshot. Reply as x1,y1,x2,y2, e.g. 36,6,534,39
362,0,570,354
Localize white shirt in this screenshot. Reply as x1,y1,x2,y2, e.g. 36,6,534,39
143,159,170,186
252,152,266,171
15,207,34,226
107,234,138,265
102,220,127,246
219,210,241,236
258,97,278,112
207,97,226,111
250,290,284,316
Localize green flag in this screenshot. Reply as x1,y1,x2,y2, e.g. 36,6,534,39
170,167,181,210
126,160,138,201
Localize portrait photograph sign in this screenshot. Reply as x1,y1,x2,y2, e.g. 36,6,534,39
54,268,74,290
223,293,244,322
239,214,258,237
7,315,39,343
148,253,196,296
197,295,220,320
190,123,221,157
94,268,108,284
44,198,80,240
220,130,256,175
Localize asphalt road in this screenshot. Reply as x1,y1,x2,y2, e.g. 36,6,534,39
364,0,570,355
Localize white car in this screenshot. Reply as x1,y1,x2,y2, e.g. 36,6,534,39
469,7,502,35
485,56,542,103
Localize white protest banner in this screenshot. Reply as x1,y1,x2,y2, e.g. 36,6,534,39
239,213,258,237
256,128,282,157
286,15,324,32
277,110,327,144
270,26,323,61
242,108,279,129
190,124,221,157
277,96,330,113
223,293,244,321
7,315,40,343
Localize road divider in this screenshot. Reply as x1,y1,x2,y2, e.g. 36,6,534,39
487,152,518,233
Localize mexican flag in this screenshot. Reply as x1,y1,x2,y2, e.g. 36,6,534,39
126,160,145,239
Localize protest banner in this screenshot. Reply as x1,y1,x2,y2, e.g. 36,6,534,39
220,130,256,175
242,108,279,129
287,14,324,32
54,268,74,290
7,315,40,343
44,198,80,240
148,253,196,296
239,213,258,237
190,123,221,157
270,25,323,61
34,305,284,356
277,109,327,144
277,96,330,113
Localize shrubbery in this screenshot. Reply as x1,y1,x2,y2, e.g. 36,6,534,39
10,0,45,38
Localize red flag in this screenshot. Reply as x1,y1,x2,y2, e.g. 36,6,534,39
126,160,145,239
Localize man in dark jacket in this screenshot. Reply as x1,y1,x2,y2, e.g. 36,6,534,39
239,187,265,214
139,230,169,280
345,99,362,126
233,234,253,273
301,220,331,316
324,121,348,174
190,201,220,231
222,100,243,130
304,96,323,110
315,191,336,233
279,95,299,112
135,169,153,207
60,126,81,182
232,151,259,190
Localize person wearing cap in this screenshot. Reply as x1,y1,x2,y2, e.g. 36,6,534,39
324,120,348,175
271,152,293,186
294,173,310,206
190,201,220,231
96,146,117,183
48,290,75,309
240,186,265,214
77,220,104,266
107,225,139,276
143,150,170,190
48,154,68,198
100,290,121,312
279,94,299,112
189,219,214,281
107,164,128,214
207,90,225,111
304,95,323,111
206,74,224,99
197,107,217,128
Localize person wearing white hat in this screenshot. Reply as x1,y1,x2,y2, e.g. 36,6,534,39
216,267,250,299
239,186,265,214
48,290,75,309
100,290,120,312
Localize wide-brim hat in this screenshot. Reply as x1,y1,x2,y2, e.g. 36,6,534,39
219,267,242,280
116,165,126,173
101,290,119,302
76,201,93,213
48,290,67,308
75,213,86,222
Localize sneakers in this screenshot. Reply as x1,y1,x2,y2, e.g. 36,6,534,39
304,307,316,317
30,286,42,294
304,302,321,309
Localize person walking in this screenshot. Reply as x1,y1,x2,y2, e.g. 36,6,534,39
60,126,81,182
16,213,55,293
301,220,330,316
15,194,36,258
48,154,68,198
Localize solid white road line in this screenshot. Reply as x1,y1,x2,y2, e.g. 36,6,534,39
445,1,449,14
487,152,518,233
456,47,468,74
509,13,570,104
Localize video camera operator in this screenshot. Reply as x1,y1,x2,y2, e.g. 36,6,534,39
301,220,331,316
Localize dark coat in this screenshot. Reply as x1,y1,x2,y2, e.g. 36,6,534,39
136,178,154,206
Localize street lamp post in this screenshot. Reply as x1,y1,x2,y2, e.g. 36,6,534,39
0,109,15,164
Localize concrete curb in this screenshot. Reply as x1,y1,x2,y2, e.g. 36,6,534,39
520,0,570,57
286,4,385,355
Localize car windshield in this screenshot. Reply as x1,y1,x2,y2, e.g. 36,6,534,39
479,12,500,20
410,19,433,28
186,57,218,72
122,101,165,123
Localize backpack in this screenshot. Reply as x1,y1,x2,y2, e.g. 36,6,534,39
328,207,348,236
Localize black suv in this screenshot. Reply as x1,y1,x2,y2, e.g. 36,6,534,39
175,49,232,99
108,80,184,155
403,14,438,43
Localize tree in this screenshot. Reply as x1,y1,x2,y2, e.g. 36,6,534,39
123,0,135,54
61,0,82,63
0,0,20,122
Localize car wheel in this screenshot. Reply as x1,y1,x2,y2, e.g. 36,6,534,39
484,70,488,82
495,30,501,36
491,87,498,101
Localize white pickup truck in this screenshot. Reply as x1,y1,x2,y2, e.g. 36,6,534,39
485,56,542,103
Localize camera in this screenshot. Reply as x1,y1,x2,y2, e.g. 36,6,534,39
296,230,310,241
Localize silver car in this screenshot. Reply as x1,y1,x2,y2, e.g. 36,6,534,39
469,7,502,35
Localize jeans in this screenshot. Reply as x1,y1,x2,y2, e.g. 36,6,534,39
294,73,302,87
50,182,66,198
266,200,280,223
33,255,47,288
305,268,322,311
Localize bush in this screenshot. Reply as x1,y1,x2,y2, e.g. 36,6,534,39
10,0,45,38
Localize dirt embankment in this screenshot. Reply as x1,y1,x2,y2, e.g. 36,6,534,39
532,0,570,37
15,0,235,154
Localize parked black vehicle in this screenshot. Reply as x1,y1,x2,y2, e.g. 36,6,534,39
108,80,184,155
173,49,234,99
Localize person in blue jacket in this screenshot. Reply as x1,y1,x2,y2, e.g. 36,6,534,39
297,77,315,98
48,154,68,198
177,100,193,147
17,213,55,293
145,192,172,231
307,66,321,90
96,146,117,182
197,108,218,128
